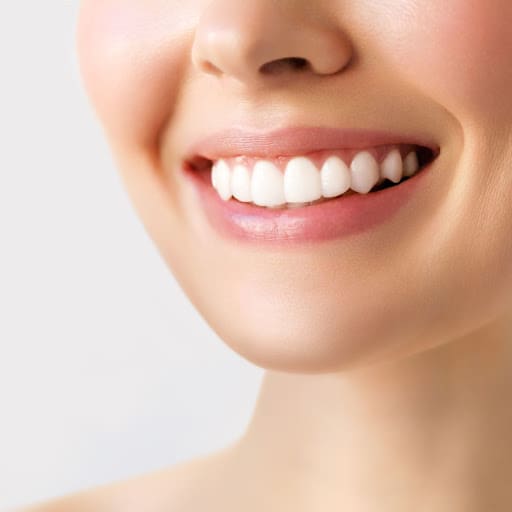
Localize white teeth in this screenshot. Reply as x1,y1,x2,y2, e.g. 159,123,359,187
403,151,419,177
211,148,423,206
251,160,286,207
284,157,322,203
211,159,232,201
380,149,403,184
321,156,351,198
231,164,252,202
349,151,380,194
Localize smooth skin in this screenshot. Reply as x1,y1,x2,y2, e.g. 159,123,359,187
20,0,512,510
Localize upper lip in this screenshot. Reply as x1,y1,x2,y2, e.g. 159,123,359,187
184,126,439,162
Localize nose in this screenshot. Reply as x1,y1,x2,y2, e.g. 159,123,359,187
191,0,353,86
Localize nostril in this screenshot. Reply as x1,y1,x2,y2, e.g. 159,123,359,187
260,57,310,75
204,61,220,74
197,58,222,76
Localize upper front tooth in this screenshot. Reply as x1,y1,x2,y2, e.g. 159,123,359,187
251,160,286,207
231,163,252,202
380,149,403,184
350,151,380,194
403,151,419,177
212,159,232,201
321,156,351,198
284,157,322,203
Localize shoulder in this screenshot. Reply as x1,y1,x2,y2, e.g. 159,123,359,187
14,445,237,512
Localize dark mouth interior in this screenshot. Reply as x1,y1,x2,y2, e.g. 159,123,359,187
185,144,439,191
185,156,214,173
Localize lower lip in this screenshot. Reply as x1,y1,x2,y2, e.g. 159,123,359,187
183,161,435,247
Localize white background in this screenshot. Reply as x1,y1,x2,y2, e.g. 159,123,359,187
0,2,263,509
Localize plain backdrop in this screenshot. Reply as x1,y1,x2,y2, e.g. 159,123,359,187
0,2,263,509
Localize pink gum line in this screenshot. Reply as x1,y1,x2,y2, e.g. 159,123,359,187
216,144,417,172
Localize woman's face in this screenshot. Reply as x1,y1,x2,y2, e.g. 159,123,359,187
77,0,512,373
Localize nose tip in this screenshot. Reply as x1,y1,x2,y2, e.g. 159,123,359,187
191,2,353,85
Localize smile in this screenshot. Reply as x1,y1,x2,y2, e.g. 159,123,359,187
206,144,435,208
182,126,440,245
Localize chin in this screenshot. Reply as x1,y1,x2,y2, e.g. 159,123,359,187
194,296,432,374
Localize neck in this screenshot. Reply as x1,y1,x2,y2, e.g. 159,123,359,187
235,313,512,511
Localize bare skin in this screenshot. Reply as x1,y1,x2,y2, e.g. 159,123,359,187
17,0,512,510
20,310,512,511
17,446,238,512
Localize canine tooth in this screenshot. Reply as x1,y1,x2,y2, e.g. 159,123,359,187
212,159,232,200
284,157,322,203
321,156,351,198
251,160,286,207
231,164,252,202
350,151,380,194
380,149,403,184
403,151,419,177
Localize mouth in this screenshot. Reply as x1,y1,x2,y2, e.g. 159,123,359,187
185,143,438,208
181,126,440,244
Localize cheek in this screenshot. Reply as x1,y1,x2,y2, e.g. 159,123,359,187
374,0,512,121
76,0,199,149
